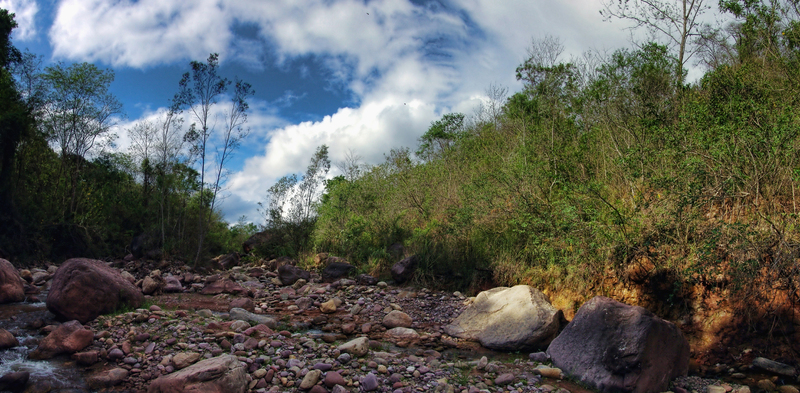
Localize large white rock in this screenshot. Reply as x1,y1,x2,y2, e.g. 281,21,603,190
444,285,562,351
337,337,370,357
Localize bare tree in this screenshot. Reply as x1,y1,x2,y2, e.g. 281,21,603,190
336,149,365,182
600,0,713,80
174,53,254,264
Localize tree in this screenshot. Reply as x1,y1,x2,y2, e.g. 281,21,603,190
39,62,123,221
417,113,465,161
600,0,713,81
174,53,254,264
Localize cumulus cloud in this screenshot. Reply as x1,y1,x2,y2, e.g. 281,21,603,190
1,0,38,40
48,0,640,222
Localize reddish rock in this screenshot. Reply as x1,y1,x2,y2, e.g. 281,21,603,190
46,258,143,323
212,253,240,270
230,297,254,312
0,371,29,392
0,258,25,304
163,275,183,293
0,328,19,349
72,350,99,365
547,296,690,393
29,320,94,359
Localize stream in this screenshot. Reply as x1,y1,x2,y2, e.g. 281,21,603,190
0,297,89,392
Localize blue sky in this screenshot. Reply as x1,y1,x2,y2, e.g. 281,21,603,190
3,0,664,224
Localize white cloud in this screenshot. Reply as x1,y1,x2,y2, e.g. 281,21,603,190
1,0,38,40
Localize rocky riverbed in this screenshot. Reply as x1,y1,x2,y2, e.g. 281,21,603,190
1,257,797,393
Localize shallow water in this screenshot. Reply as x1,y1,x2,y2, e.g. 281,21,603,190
0,299,89,392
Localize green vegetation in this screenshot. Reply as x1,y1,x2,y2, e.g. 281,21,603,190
0,9,252,264
305,0,800,303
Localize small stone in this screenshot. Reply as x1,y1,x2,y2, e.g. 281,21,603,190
538,367,563,379
476,356,488,370
320,299,337,313
758,379,777,391
709,386,727,393
362,373,379,391
253,369,267,379
172,352,201,369
495,373,515,385
324,371,346,388
299,369,322,390
778,386,800,393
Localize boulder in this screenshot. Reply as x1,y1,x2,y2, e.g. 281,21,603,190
242,231,274,254
147,355,247,393
753,357,796,377
212,253,240,270
163,275,183,293
47,258,143,323
322,259,356,282
0,371,29,393
383,310,412,328
444,285,562,351
390,255,417,284
0,328,19,349
29,320,94,359
546,296,690,393
0,258,25,304
142,275,165,295
277,264,311,286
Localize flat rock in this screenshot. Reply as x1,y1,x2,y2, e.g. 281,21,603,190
29,320,94,359
147,355,247,393
338,337,369,357
172,352,202,369
753,357,796,377
87,368,128,390
229,308,277,329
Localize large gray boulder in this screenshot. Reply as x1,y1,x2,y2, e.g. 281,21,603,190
47,258,143,323
147,355,247,393
0,258,25,304
547,296,690,393
444,285,562,351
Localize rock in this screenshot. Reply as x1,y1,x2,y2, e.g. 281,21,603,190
142,275,164,295
530,352,549,363
29,320,94,359
172,352,202,369
296,296,313,310
321,259,355,282
242,230,274,254
87,368,128,390
383,310,412,328
121,270,135,284
362,373,379,391
0,328,19,349
338,336,369,357
72,350,99,365
324,371,346,388
107,348,124,360
31,271,50,285
708,386,727,393
357,274,379,286
0,258,25,304
46,258,143,323
230,297,254,312
230,320,250,332
390,255,417,284
163,275,183,292
758,380,777,391
19,269,32,282
201,275,246,295
320,299,337,313
277,264,311,286
385,327,420,340
778,386,799,393
299,369,322,390
0,371,29,393
147,355,247,393
444,285,562,351
495,373,515,385
753,357,797,377
538,367,563,379
547,296,690,393
229,308,277,329
212,253,240,270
